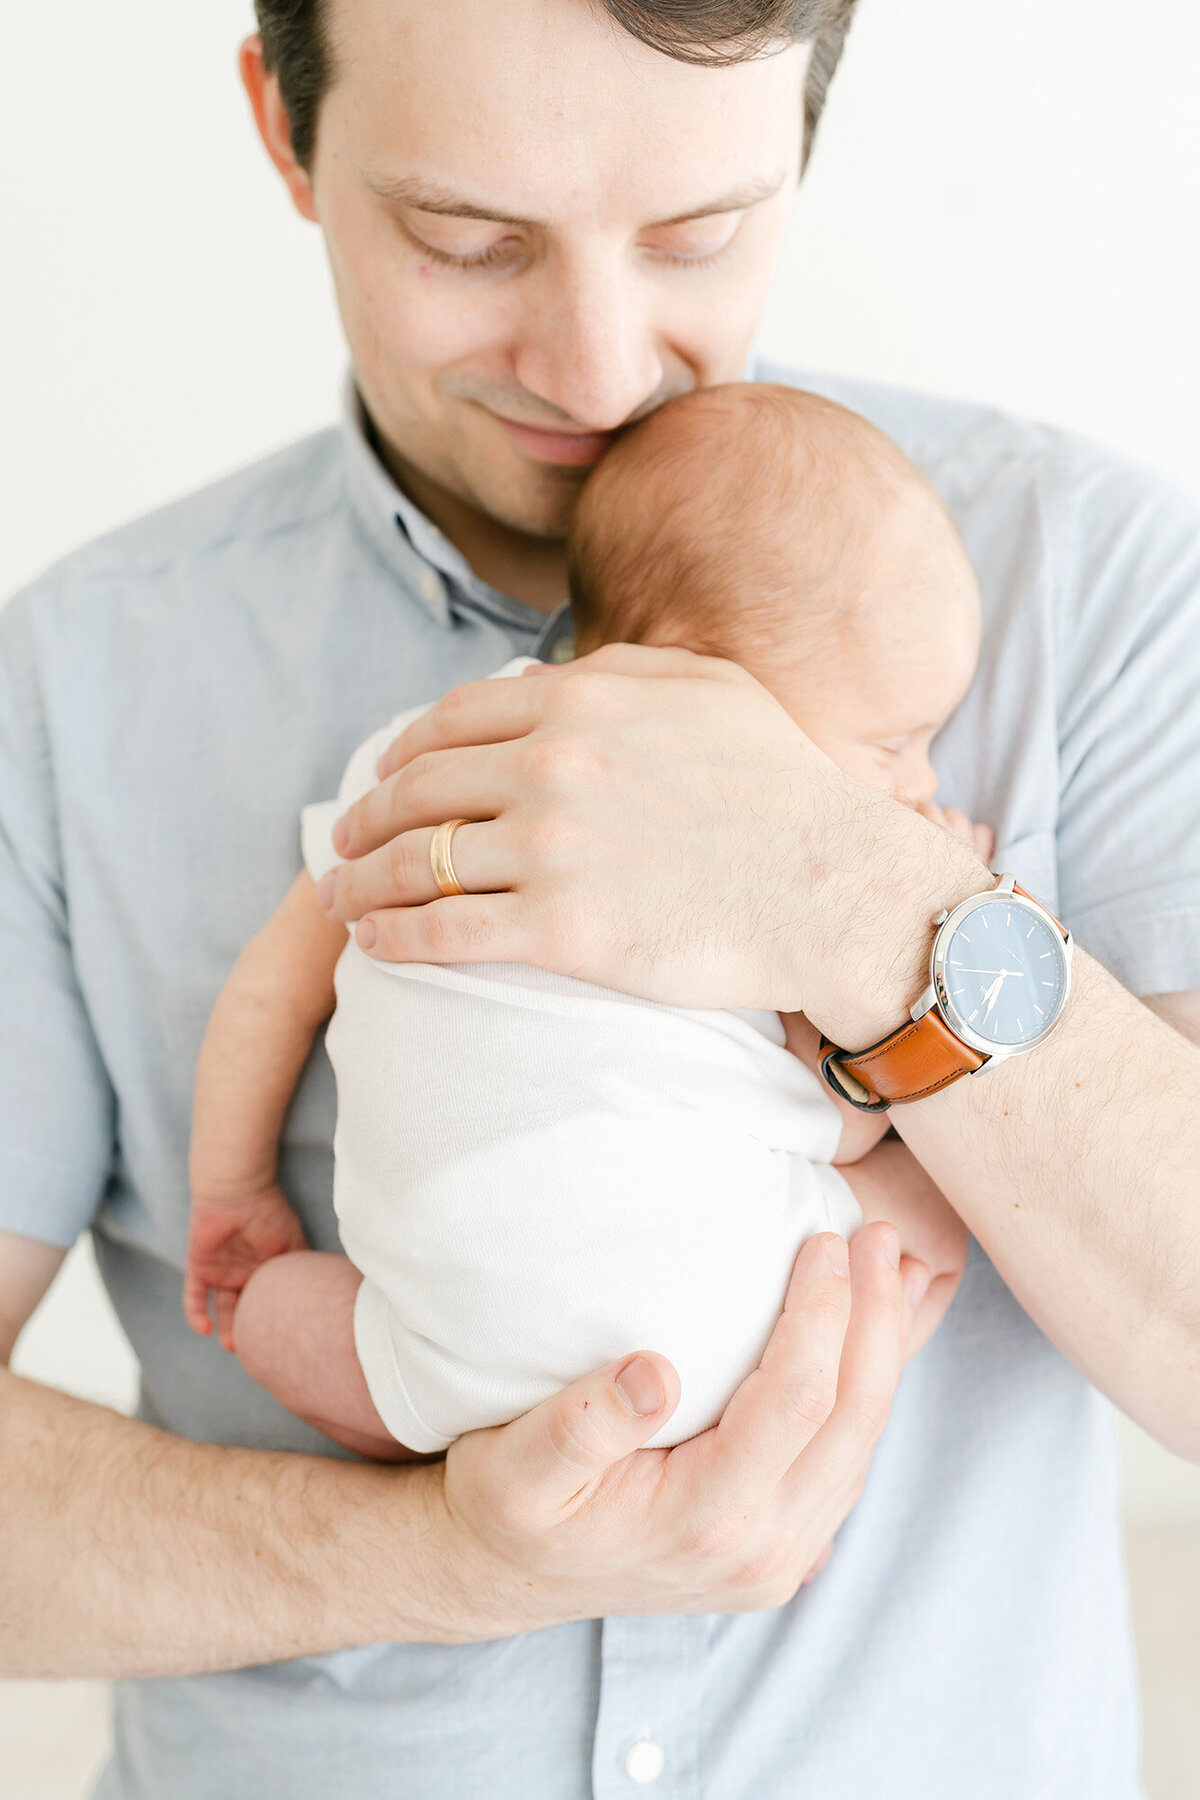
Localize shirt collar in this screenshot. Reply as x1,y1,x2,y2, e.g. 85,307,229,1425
340,376,567,652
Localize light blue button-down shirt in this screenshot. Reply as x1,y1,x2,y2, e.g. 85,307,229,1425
4,367,1200,1799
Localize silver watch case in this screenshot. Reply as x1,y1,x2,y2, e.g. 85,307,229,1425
913,872,1074,1068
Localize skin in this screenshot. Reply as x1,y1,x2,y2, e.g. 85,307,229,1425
1,0,930,1681
5,0,1199,1687
249,0,808,608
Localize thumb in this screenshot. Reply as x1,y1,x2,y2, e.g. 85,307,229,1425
505,1353,681,1502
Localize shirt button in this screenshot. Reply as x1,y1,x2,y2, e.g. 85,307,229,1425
418,568,443,607
547,634,576,663
624,1740,665,1784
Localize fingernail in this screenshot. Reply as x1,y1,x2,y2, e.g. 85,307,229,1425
883,1228,901,1270
314,871,336,911
356,918,376,950
905,1263,932,1310
332,815,350,855
615,1356,665,1417
824,1235,850,1277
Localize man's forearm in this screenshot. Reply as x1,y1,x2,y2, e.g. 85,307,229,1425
892,950,1200,1458
0,1367,522,1678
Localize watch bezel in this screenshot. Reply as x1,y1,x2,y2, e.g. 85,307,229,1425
919,875,1073,1062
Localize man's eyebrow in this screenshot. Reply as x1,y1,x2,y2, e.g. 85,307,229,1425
361,171,788,230
653,173,788,226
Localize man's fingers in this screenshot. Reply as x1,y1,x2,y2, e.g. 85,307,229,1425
566,642,753,685
706,1232,854,1511
373,648,753,784
319,818,512,921
354,893,535,967
484,1352,681,1513
336,744,517,860
374,676,548,782
779,1222,910,1506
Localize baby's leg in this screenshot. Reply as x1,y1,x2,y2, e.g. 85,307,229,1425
232,1251,430,1463
838,1138,970,1360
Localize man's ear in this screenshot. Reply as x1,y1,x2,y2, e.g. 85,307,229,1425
239,34,319,223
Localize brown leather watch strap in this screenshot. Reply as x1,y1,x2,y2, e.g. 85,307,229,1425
1012,883,1066,935
819,879,1069,1111
821,1010,987,1110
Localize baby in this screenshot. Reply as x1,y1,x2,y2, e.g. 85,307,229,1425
184,384,986,1461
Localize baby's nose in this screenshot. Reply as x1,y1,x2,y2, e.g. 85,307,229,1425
901,760,939,806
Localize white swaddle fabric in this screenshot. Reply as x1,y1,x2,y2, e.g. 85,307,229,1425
301,660,861,1451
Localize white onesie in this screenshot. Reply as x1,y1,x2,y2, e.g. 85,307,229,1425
301,660,861,1452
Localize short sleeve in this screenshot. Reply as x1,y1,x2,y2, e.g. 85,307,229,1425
0,593,116,1246
1054,452,1200,997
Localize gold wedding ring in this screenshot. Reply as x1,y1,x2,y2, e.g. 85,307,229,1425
429,818,470,897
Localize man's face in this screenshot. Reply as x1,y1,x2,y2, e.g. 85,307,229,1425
276,0,806,540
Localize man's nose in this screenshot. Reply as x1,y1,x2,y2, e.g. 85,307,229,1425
512,250,666,431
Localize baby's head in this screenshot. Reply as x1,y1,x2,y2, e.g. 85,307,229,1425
567,384,981,804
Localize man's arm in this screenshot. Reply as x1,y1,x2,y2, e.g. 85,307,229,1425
1143,989,1200,1042
317,648,1200,1459
0,1220,923,1677
892,958,1200,1459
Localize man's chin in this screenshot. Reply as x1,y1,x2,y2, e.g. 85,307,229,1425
459,457,588,542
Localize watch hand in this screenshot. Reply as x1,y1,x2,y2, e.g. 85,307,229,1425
981,976,1005,1019
955,967,1025,977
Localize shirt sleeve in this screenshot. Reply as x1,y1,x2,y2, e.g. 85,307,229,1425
1053,447,1200,997
0,591,116,1246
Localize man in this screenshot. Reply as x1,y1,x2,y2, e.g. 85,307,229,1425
2,1,1198,1794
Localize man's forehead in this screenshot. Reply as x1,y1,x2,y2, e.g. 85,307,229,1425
322,0,808,209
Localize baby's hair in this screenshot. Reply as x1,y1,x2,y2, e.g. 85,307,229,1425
567,383,948,666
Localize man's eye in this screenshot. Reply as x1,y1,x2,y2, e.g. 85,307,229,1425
640,215,744,268
402,216,525,272
418,238,522,271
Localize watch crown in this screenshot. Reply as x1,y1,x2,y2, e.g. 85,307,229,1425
932,908,949,927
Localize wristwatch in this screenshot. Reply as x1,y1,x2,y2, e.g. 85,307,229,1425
820,873,1073,1111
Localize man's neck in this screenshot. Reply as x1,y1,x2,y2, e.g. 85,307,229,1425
371,431,569,617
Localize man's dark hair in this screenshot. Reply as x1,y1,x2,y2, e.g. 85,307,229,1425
253,0,858,173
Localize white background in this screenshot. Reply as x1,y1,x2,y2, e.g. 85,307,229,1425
3,0,1200,1792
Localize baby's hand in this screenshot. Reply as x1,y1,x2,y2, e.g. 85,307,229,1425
915,798,995,866
184,1185,308,1352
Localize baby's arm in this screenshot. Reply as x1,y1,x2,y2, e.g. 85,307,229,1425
780,1010,891,1163
838,1139,970,1359
184,871,349,1349
780,1014,969,1358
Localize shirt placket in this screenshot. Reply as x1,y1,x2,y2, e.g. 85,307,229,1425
591,1615,707,1799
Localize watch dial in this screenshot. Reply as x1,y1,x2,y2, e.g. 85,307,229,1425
942,901,1067,1047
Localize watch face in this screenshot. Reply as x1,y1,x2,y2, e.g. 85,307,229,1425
939,898,1069,1050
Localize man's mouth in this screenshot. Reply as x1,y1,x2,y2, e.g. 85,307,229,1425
486,411,618,467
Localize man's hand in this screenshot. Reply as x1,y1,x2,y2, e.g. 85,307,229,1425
316,645,988,1047
2,1222,924,1677
435,1223,927,1628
